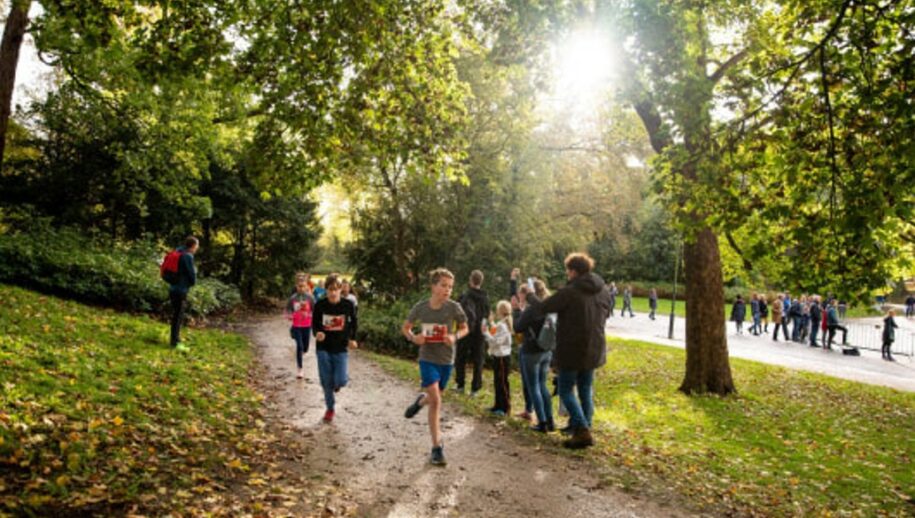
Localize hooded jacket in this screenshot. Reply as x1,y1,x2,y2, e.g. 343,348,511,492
538,272,611,371
458,286,490,340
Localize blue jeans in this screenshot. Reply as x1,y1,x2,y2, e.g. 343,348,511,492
518,349,533,413
557,369,594,430
292,327,311,369
521,350,554,426
809,322,819,346
316,350,348,410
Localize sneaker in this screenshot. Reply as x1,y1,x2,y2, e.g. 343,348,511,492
297,368,304,379
322,410,335,423
490,409,506,417
174,343,190,353
430,445,447,466
404,394,426,419
452,385,465,394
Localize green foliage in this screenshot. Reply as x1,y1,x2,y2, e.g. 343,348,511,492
0,226,239,316
0,284,328,515
368,339,915,516
355,293,425,359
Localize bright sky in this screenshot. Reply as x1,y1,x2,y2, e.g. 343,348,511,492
538,27,618,135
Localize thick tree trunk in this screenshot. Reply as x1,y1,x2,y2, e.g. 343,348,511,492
679,224,735,395
0,0,30,170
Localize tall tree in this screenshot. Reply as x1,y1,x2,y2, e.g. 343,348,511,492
0,0,29,168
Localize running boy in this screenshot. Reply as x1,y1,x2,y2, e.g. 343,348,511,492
312,274,358,423
401,268,469,466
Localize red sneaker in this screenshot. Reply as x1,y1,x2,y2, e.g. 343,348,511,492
322,410,335,423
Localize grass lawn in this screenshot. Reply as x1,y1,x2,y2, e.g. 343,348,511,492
0,284,330,516
367,340,915,516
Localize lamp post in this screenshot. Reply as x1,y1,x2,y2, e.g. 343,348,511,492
668,239,682,340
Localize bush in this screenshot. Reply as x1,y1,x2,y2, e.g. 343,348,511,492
357,292,427,360
0,226,240,316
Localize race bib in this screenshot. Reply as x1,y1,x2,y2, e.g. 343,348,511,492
322,314,345,332
421,323,449,344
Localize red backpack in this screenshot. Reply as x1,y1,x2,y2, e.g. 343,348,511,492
160,249,184,284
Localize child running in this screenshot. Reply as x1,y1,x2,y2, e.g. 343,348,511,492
286,276,315,379
483,300,513,417
312,273,358,423
401,268,469,466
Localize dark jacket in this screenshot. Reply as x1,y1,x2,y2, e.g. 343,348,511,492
730,300,746,322
514,295,546,354
169,248,197,295
458,286,490,340
809,302,822,325
538,272,611,371
883,315,898,343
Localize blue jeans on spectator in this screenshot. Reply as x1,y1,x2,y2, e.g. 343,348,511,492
557,369,594,430
521,350,554,426
518,349,533,414
292,327,311,369
316,350,348,411
809,322,819,346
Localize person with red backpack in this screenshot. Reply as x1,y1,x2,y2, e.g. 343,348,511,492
161,236,199,350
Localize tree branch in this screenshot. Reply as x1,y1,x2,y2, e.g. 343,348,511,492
724,231,754,272
708,48,748,85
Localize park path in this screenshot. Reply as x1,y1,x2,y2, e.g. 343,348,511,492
241,315,692,518
605,312,915,392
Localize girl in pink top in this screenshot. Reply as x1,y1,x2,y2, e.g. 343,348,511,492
287,278,315,379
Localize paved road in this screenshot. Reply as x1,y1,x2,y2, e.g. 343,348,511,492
605,312,915,392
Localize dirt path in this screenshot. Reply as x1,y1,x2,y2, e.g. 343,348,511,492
241,315,692,518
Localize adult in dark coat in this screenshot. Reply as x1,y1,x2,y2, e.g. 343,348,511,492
730,295,747,335
454,270,490,394
538,253,611,449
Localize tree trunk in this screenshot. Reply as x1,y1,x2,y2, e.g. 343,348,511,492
0,0,30,170
679,224,735,395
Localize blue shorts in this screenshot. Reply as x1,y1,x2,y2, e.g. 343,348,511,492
419,361,453,389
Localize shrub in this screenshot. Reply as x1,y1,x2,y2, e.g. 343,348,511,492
357,292,427,360
0,226,239,316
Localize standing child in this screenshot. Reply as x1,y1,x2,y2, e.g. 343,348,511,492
286,278,315,379
882,309,899,361
483,301,513,417
401,268,469,466
312,274,358,423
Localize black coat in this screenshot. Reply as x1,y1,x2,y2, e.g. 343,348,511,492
458,287,490,340
539,273,611,371
731,301,746,322
514,295,546,354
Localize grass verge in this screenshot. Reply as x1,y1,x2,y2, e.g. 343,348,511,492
367,340,915,516
0,284,335,516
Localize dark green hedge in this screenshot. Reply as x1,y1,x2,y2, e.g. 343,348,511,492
0,227,240,316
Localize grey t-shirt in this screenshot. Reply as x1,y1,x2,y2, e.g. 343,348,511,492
406,299,467,365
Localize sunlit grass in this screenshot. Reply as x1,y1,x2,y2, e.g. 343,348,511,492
367,338,915,516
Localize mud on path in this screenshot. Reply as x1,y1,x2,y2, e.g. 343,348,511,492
240,315,691,518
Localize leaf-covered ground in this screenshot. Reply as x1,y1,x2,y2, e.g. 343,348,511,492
0,284,343,516
368,338,915,517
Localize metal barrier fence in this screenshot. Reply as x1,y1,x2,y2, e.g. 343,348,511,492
840,322,915,358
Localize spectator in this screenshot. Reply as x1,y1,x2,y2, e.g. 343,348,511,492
537,253,611,449
882,309,899,361
731,295,746,335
